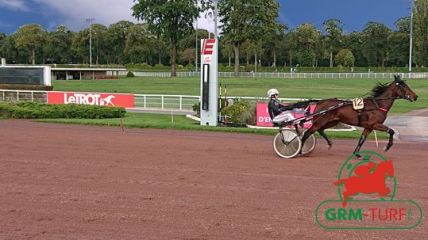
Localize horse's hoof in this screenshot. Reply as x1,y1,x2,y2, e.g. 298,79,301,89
328,144,332,150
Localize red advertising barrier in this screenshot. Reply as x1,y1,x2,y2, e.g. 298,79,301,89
256,102,315,128
48,92,134,108
256,102,272,127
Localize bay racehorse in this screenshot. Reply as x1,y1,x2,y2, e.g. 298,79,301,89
300,75,418,157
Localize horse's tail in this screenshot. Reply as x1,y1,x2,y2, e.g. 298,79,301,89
334,179,346,186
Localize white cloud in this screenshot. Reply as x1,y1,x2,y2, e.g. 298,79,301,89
31,0,218,33
0,0,30,11
33,0,136,30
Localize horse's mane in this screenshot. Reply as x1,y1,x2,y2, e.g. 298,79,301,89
370,75,406,98
370,82,389,98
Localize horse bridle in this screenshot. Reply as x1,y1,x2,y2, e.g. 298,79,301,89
395,82,412,101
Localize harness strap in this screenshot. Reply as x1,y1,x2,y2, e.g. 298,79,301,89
357,110,362,126
372,99,389,113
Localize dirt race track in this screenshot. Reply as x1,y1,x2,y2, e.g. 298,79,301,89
1,120,427,240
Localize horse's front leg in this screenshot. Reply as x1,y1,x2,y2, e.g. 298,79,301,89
353,128,372,157
373,124,395,151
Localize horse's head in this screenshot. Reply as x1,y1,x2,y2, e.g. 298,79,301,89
392,75,418,102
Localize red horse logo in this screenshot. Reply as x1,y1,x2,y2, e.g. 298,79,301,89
334,160,394,207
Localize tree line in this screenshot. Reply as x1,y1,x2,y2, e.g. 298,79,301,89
0,0,427,76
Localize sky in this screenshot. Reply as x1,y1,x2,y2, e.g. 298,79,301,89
0,0,413,34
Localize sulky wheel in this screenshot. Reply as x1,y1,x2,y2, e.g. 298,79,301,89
273,129,302,159
301,133,316,156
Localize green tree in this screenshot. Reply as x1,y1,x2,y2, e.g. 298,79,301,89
263,23,287,68
335,49,355,67
219,36,235,67
343,31,366,66
0,32,5,47
71,29,90,64
248,39,263,72
43,25,74,64
240,40,252,66
294,23,321,66
218,0,279,75
71,23,109,64
124,24,157,64
179,48,196,66
396,16,411,33
15,24,47,64
387,17,410,66
0,35,20,63
323,19,343,67
0,32,6,58
413,0,428,66
107,21,134,64
284,30,298,67
361,22,391,67
179,28,209,68
132,0,203,76
91,24,109,65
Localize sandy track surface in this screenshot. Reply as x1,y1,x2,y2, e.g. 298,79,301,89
386,108,428,142
0,120,427,240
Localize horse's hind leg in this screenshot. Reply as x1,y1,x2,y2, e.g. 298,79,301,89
301,118,332,154
300,125,321,155
353,128,372,157
317,120,339,149
318,130,332,149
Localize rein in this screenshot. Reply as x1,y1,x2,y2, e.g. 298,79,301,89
371,99,389,112
366,96,404,113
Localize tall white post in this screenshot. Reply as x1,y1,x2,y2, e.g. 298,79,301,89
200,39,218,126
409,0,414,72
214,1,218,38
195,21,198,73
199,1,219,126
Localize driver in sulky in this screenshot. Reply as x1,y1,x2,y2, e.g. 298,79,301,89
267,88,295,124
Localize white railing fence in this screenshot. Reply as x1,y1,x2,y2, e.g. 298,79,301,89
132,94,305,111
0,89,305,112
0,89,47,103
134,94,200,111
133,71,428,79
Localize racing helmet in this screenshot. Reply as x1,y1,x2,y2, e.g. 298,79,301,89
267,88,279,98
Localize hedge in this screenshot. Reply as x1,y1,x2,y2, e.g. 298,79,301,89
0,102,126,119
220,100,256,125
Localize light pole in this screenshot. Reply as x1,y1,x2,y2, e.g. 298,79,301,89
409,0,415,72
214,0,218,39
86,18,95,66
195,21,198,73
